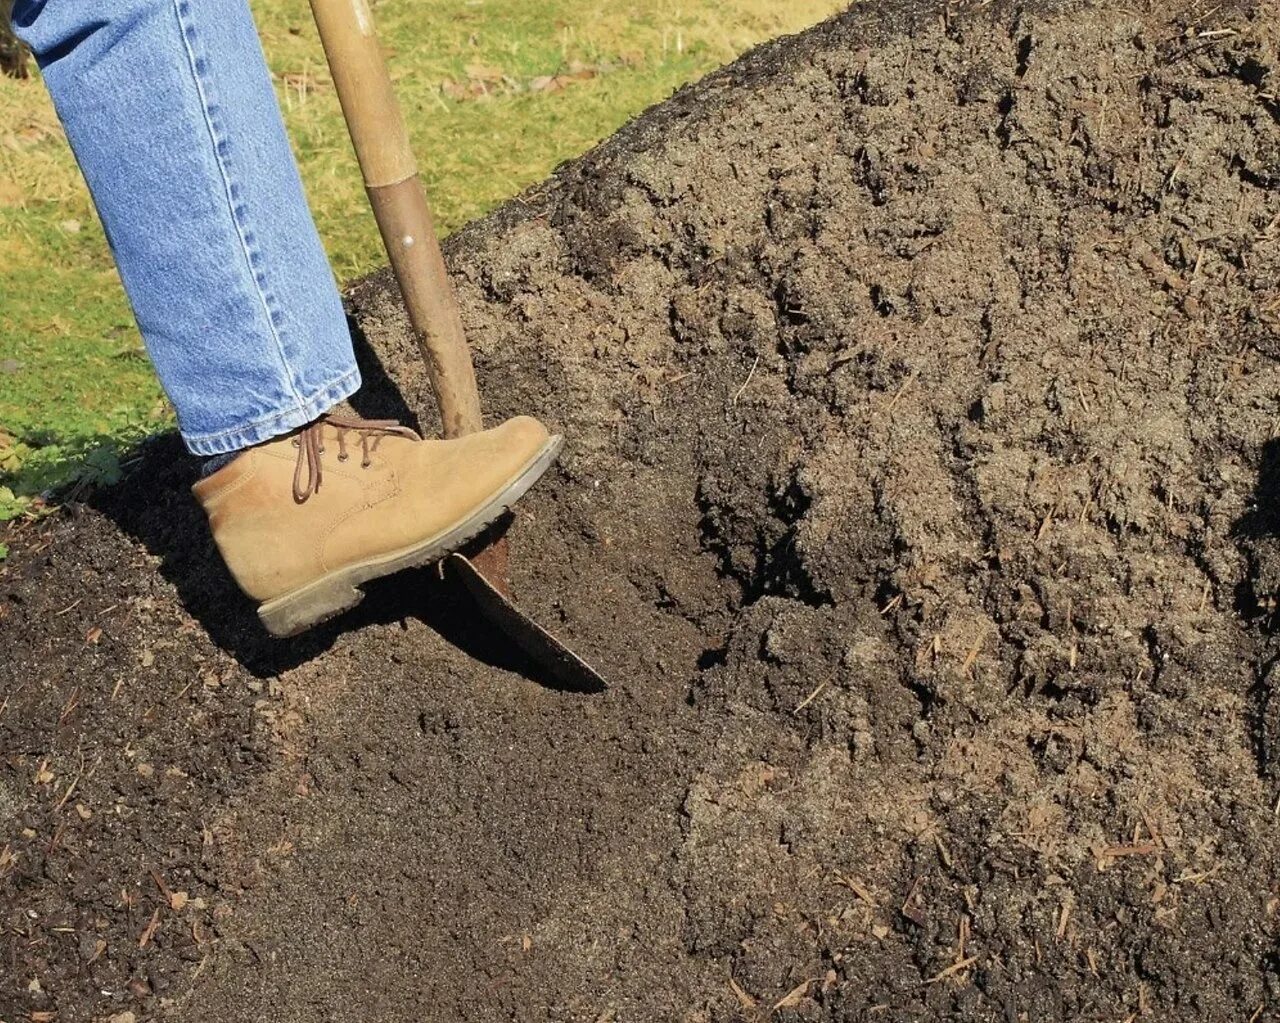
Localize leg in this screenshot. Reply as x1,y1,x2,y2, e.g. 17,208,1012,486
11,0,360,454
13,0,563,637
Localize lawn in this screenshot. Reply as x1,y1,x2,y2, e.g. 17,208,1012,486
0,0,845,536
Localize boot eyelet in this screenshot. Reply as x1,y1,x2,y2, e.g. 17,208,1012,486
337,453,349,462
290,438,300,448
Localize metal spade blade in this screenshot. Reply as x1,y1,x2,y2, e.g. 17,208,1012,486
444,553,607,694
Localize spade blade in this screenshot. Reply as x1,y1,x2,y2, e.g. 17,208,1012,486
444,553,607,694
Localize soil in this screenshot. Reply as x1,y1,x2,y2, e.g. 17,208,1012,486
4,0,1280,1019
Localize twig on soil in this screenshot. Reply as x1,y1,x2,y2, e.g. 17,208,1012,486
149,868,173,903
925,955,979,984
138,907,161,948
727,977,757,1009
1076,382,1091,416
1191,245,1205,283
1172,864,1221,885
901,877,928,927
955,914,970,963
1078,488,1094,527
1036,496,1063,540
732,355,760,406
933,832,953,869
793,681,828,714
53,751,91,812
1193,580,1212,614
44,822,67,856
1163,28,1239,69
885,369,918,412
773,978,816,1010
833,873,876,907
53,774,79,812
1139,808,1166,848
121,886,136,937
1056,898,1072,938
191,952,212,984
57,687,81,726
960,629,987,676
1094,842,1159,869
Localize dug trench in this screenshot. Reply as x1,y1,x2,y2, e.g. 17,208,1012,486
4,0,1280,1019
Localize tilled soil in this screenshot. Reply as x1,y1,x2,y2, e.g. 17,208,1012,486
4,0,1280,1019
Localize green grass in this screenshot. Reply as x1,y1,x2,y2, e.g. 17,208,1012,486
0,0,845,538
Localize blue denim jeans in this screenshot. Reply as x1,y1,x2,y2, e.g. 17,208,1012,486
12,0,361,455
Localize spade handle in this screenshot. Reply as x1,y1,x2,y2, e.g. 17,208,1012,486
309,0,483,438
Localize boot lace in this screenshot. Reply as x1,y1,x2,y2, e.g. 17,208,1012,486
292,414,419,504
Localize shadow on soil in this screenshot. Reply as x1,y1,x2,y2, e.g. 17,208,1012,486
88,325,564,688
1231,438,1280,622
1231,438,1280,782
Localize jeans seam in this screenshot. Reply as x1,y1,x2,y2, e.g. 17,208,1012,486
170,0,307,410
184,365,359,445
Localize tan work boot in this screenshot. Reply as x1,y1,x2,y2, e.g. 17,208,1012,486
192,413,560,637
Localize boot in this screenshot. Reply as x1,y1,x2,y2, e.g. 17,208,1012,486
193,413,560,636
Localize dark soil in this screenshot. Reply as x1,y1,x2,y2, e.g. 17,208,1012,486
4,0,1280,1019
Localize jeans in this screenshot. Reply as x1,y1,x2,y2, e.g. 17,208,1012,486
12,0,361,455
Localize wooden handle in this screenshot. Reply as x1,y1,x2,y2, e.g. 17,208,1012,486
309,0,483,438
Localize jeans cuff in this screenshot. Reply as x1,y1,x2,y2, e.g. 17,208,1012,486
180,366,362,456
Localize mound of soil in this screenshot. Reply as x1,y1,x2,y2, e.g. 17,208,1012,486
4,0,1280,1019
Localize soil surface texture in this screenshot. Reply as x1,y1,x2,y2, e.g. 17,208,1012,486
4,1,1280,1020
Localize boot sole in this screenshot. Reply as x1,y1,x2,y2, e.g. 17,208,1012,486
257,435,564,638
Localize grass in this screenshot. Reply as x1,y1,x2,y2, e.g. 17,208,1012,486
0,0,845,540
